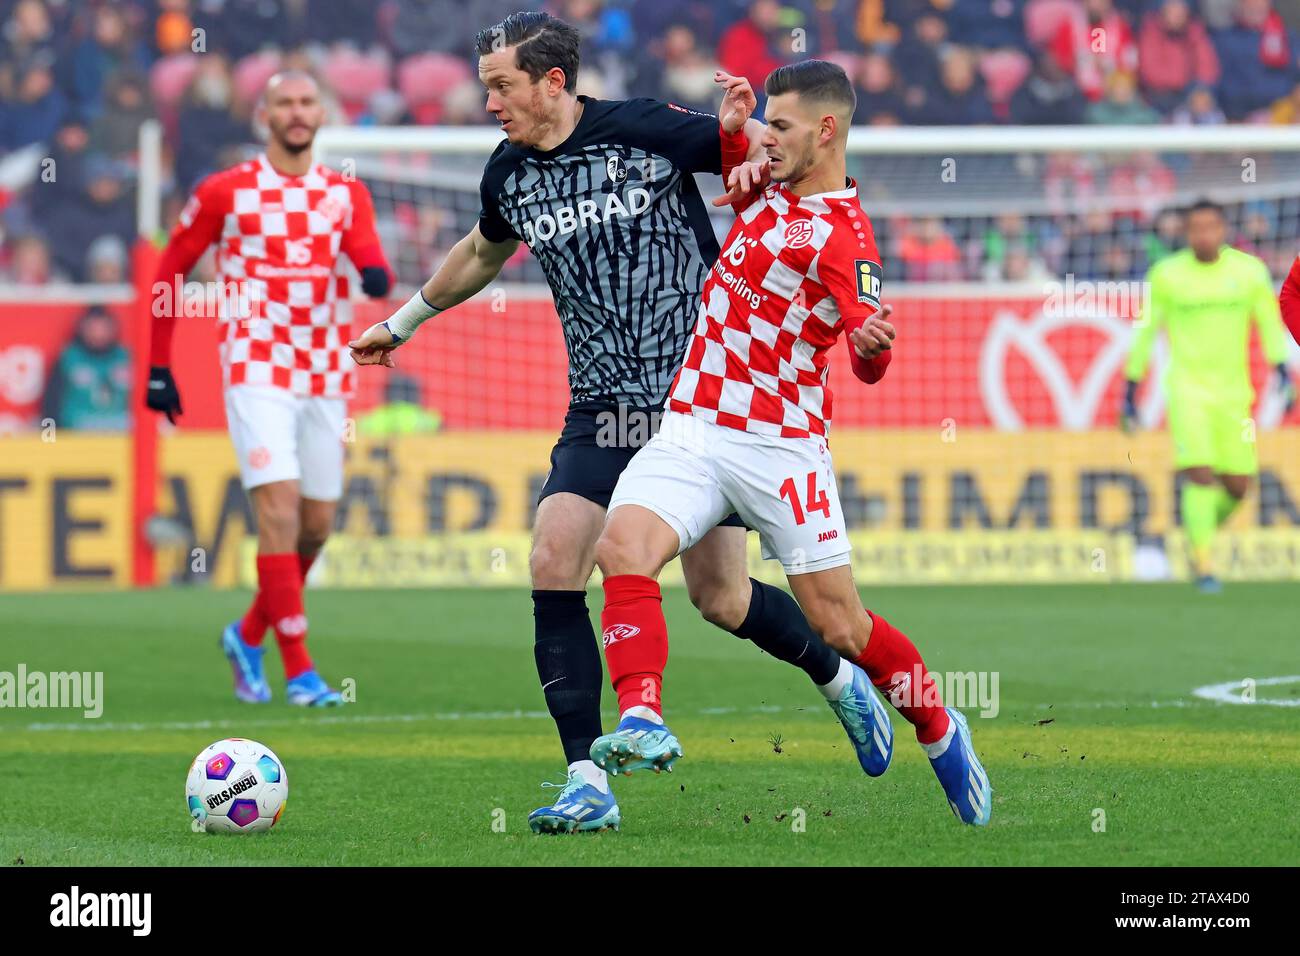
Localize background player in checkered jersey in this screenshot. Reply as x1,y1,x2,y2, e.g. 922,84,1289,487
145,71,395,707
349,11,900,834
590,60,993,826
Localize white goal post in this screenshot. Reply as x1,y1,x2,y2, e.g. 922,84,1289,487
314,123,1300,280
292,123,1300,587
316,123,1300,153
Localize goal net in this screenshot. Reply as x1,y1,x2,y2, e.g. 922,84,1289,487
178,125,1299,588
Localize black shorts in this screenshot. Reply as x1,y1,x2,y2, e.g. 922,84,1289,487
539,401,746,528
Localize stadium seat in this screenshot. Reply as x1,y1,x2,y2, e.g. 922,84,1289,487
1024,0,1076,47
149,54,201,141
821,51,861,81
323,48,394,121
233,51,283,107
980,49,1032,104
150,54,200,112
398,53,473,126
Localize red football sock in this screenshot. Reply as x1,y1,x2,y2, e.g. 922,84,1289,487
239,592,269,648
256,552,314,679
240,549,320,647
601,574,669,716
855,610,951,745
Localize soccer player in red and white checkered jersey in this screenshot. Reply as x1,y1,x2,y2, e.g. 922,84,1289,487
145,71,394,707
592,61,993,825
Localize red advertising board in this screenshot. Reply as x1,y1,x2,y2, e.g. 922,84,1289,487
1,291,1294,433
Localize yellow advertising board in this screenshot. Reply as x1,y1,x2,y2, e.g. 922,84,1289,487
3,429,1299,590
0,436,129,590
248,529,1134,589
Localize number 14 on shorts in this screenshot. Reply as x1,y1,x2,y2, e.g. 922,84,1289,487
779,471,831,525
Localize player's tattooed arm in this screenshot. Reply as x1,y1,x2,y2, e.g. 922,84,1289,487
349,225,518,366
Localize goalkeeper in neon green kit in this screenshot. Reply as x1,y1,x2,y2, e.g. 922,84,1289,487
1123,199,1296,592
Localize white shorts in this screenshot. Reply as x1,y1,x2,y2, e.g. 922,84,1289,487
224,385,347,501
609,411,851,575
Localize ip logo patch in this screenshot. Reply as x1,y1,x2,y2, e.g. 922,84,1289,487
855,259,883,308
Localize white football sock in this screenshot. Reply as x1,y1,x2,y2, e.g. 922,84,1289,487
622,705,664,725
920,711,957,759
816,657,855,700
569,759,609,793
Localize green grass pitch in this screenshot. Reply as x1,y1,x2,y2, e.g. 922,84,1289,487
1,583,1297,866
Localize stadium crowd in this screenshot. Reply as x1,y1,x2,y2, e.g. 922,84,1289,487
1,0,1299,289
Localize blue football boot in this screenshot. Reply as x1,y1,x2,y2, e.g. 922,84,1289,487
926,707,992,826
528,770,621,834
828,663,894,777
590,714,683,776
286,669,344,707
220,620,270,703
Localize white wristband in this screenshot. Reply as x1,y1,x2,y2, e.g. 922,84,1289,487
385,290,442,343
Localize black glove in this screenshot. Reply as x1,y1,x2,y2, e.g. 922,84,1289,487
1120,380,1138,433
145,366,183,424
1276,363,1297,415
360,266,391,298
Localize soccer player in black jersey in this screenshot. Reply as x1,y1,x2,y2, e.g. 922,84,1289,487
350,11,896,833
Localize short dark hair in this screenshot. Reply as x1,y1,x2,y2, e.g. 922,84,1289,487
474,11,581,93
764,59,856,114
1187,197,1224,219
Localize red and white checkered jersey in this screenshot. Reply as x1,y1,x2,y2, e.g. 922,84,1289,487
168,154,384,397
667,178,883,438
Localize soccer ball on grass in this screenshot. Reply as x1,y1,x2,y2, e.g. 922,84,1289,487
185,738,287,833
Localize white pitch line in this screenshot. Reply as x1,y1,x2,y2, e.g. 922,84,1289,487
1192,675,1300,708
18,704,796,733
24,688,1279,732
1032,700,1196,710
21,713,439,733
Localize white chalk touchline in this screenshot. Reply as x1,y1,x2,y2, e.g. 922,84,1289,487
1032,700,1195,710
1192,675,1300,708
22,713,437,732
19,704,792,733
25,685,1287,732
